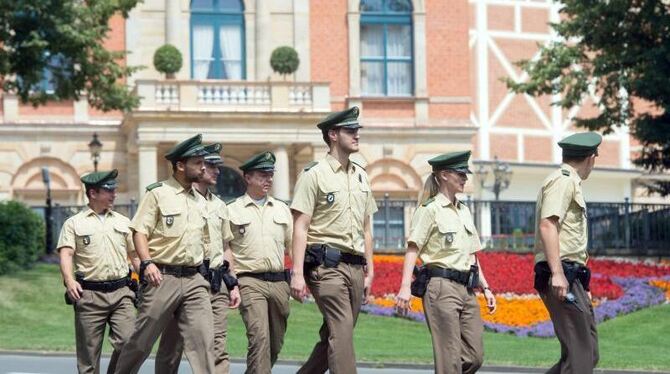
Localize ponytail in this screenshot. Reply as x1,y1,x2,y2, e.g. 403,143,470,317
418,173,439,205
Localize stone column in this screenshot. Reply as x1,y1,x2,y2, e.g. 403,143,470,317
138,144,158,198
255,0,272,80
165,0,180,46
273,145,290,200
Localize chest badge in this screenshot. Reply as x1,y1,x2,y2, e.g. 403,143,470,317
83,235,91,246
445,233,454,244
326,192,335,205
166,216,174,227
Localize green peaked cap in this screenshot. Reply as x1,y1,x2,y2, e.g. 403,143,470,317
558,132,602,157
428,151,472,173
239,151,276,172
203,143,223,165
317,106,362,131
164,134,208,161
81,169,118,189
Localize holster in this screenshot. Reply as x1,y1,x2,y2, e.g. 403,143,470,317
534,261,591,293
410,266,430,297
467,264,480,289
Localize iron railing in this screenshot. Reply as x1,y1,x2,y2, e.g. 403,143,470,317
373,196,670,256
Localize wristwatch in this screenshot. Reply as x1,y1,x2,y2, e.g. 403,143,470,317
140,259,153,271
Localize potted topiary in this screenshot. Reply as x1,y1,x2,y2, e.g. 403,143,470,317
153,44,183,79
270,46,300,80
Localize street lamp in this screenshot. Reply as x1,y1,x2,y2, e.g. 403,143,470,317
476,156,513,201
88,133,103,172
41,167,53,254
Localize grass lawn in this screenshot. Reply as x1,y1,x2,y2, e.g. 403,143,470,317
1,264,668,370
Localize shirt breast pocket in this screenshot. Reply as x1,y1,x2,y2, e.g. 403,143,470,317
272,212,289,243
437,221,459,250
319,186,341,210
74,226,95,250
113,224,130,251
229,214,251,244
158,203,185,238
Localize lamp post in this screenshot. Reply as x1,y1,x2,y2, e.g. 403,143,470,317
41,167,53,254
476,156,513,200
88,133,103,172
476,156,513,237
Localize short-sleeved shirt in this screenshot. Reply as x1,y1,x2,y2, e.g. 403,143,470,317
290,154,378,255
407,193,481,272
534,163,589,265
196,189,234,269
57,208,134,281
130,176,207,266
228,194,293,273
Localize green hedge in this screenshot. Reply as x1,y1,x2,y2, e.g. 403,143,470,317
0,201,45,275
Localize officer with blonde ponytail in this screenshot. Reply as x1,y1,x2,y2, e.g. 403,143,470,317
395,150,496,374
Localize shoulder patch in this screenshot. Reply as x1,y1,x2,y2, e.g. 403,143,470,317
303,161,318,172
561,169,570,177
422,196,435,207
145,182,162,191
351,160,366,171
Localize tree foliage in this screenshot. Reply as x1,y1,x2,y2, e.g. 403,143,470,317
153,44,182,76
0,0,141,112
270,46,300,76
508,0,670,195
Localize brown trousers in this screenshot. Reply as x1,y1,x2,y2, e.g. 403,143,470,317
113,273,215,374
74,287,135,374
422,277,484,374
238,276,291,374
541,280,599,374
155,289,231,374
297,262,365,374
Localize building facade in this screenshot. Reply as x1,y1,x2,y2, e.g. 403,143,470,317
0,0,661,221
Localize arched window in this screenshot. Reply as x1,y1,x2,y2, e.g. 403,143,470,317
216,166,246,200
360,0,413,96
190,0,245,80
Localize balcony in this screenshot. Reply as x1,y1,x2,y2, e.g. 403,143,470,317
134,80,331,113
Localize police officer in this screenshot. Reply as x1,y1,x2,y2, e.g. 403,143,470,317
155,143,241,374
114,134,215,374
534,132,601,373
394,151,496,374
227,151,293,374
57,169,137,374
290,107,378,374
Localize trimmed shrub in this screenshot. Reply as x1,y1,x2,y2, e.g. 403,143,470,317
270,46,300,76
0,201,45,275
153,44,183,77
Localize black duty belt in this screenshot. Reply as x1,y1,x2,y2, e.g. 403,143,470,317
156,264,200,277
428,267,469,285
79,277,130,292
340,252,366,265
238,270,291,282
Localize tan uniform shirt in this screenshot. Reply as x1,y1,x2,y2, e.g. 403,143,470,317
228,194,292,273
407,193,481,272
196,189,234,269
291,154,378,255
57,208,134,281
534,163,589,265
130,176,207,266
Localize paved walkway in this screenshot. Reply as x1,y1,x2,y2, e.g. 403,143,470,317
0,353,662,374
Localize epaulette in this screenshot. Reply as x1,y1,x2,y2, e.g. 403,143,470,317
303,161,318,171
561,169,570,177
351,160,366,171
145,182,162,191
422,196,435,207
274,197,289,205
225,196,239,205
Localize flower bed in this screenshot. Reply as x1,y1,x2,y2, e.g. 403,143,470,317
362,252,670,338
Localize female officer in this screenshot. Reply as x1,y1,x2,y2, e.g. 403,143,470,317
395,150,496,374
